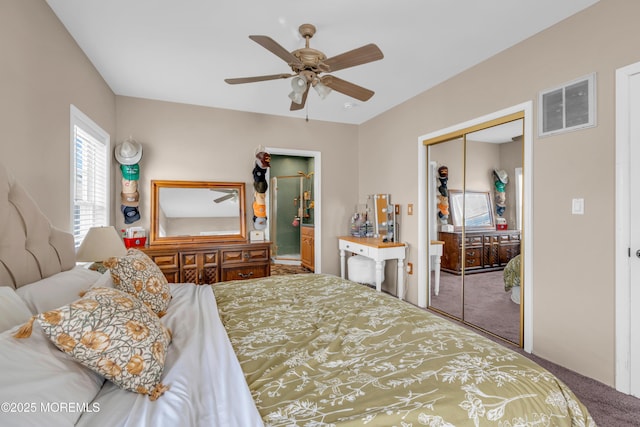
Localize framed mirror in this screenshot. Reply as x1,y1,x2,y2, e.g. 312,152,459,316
448,189,495,231
150,180,246,245
372,194,396,241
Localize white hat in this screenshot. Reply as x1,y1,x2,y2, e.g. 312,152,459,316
253,216,267,230
115,137,143,165
493,169,508,184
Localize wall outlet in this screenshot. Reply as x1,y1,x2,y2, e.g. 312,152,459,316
407,262,413,274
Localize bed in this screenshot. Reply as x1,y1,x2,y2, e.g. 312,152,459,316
0,163,596,426
504,254,521,304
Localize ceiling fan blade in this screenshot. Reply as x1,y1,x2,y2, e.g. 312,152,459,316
322,43,384,73
290,86,310,111
214,193,235,203
320,75,374,102
249,35,304,68
225,73,294,84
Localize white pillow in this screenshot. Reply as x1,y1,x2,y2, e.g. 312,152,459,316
0,324,104,426
15,266,102,314
0,287,33,333
90,269,115,289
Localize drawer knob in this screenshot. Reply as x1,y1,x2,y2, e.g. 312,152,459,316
239,272,254,279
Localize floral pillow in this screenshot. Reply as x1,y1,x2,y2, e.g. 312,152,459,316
14,287,172,400
103,248,172,316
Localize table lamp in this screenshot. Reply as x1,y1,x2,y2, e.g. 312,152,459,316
76,226,127,272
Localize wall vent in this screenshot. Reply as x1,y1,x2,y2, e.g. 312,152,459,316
538,73,596,137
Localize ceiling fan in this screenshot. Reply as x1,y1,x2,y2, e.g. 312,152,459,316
212,189,238,203
225,24,384,111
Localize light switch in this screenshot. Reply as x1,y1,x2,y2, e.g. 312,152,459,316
407,204,413,215
572,198,584,215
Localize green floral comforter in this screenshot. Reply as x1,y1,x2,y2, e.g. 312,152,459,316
214,274,595,427
504,254,521,292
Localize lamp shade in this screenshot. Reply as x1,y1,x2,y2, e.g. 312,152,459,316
76,226,127,262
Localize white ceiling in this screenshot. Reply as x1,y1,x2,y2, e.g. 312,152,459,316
45,0,599,125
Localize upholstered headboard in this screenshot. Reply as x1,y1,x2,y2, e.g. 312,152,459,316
0,163,75,289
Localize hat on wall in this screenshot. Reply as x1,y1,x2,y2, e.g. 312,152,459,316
120,163,140,180
121,191,139,207
115,137,143,165
121,205,141,224
493,169,508,184
121,178,138,194
253,216,267,230
253,181,268,193
253,201,267,218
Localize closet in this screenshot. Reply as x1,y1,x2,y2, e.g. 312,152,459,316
424,113,525,346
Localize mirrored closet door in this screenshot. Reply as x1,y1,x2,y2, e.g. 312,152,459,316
425,113,524,346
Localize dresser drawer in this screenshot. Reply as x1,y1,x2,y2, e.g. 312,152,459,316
465,236,483,246
464,248,483,268
221,265,269,282
221,247,269,264
149,253,178,269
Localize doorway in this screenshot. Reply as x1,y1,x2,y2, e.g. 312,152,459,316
417,101,533,351
615,60,640,397
270,173,309,263
266,147,322,272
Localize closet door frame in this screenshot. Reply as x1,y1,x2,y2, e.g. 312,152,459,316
417,101,533,353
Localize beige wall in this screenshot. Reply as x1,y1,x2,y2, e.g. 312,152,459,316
359,0,640,386
0,0,116,230
115,96,358,275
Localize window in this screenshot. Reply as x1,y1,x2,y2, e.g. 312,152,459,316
70,105,110,248
538,73,596,137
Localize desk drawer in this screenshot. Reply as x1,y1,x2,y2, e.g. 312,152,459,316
339,240,370,257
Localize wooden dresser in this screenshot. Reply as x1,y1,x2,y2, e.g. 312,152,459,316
438,230,520,275
142,241,271,284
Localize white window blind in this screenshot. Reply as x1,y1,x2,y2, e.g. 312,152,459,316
71,105,110,248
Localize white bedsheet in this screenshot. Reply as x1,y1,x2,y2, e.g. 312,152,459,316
76,284,264,427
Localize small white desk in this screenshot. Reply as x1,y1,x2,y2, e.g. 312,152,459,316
339,236,407,298
430,240,444,295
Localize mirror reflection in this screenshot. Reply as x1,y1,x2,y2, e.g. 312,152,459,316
426,117,524,346
428,137,464,320
150,180,246,245
448,190,495,230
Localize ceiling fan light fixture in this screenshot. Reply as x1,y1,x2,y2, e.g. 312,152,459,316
313,81,332,99
288,90,304,104
290,75,307,93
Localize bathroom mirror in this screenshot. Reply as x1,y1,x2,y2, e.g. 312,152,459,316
448,190,495,231
150,180,246,245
